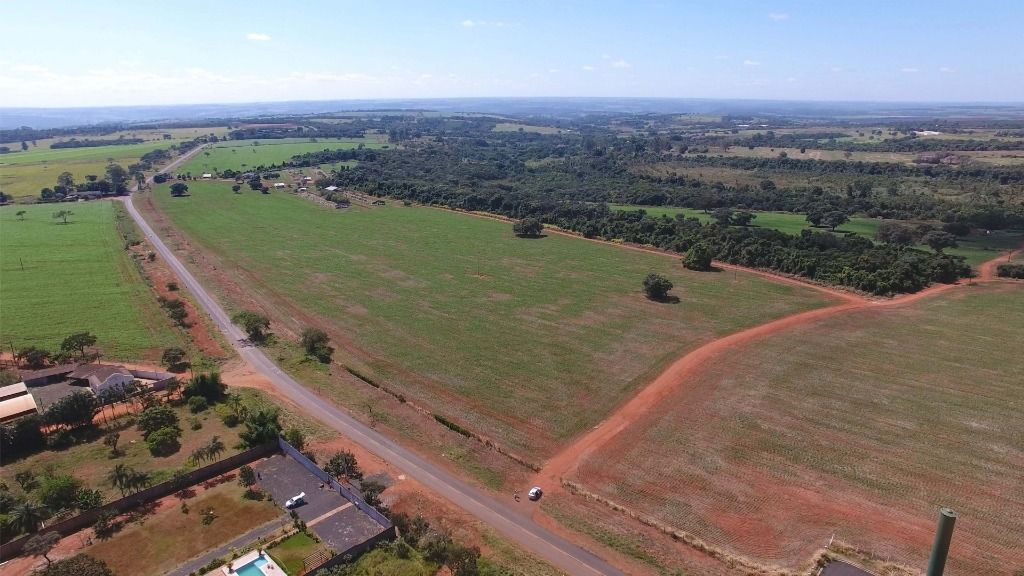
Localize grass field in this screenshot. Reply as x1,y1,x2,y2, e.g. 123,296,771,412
572,283,1024,574
268,532,326,575
87,481,283,576
148,181,834,457
0,140,191,200
492,122,567,134
0,201,184,360
609,204,1023,268
180,137,390,174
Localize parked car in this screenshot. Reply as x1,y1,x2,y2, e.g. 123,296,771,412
528,487,543,501
285,492,306,508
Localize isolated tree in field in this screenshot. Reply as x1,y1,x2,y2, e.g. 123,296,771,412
682,243,713,271
642,273,674,301
146,426,181,456
821,211,850,231
161,347,187,368
103,431,121,457
61,331,97,359
513,217,544,237
170,182,189,197
133,172,146,191
232,184,241,193
232,310,270,342
300,327,333,363
8,500,48,533
53,210,73,224
20,141,29,151
23,531,61,566
875,221,916,246
16,210,26,220
324,450,363,481
36,474,83,511
923,230,958,253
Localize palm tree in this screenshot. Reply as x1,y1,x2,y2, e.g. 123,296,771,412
107,464,132,497
9,501,48,534
206,436,225,461
189,447,209,466
126,471,151,494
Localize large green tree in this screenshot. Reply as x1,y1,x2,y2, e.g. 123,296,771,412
232,311,271,342
642,273,674,301
60,332,97,359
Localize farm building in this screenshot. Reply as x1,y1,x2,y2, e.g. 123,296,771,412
274,182,287,189
68,364,135,395
201,173,213,179
0,382,40,423
325,185,339,192
19,364,78,386
298,187,308,192
302,176,313,181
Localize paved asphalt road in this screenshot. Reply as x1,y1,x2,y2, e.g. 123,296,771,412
123,162,623,576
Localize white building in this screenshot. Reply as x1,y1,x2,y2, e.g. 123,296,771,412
274,182,287,189
69,364,135,396
201,173,213,179
0,382,39,423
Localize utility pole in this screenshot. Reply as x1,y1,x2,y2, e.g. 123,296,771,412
926,507,957,576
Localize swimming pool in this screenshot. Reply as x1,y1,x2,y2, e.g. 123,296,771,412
234,555,269,576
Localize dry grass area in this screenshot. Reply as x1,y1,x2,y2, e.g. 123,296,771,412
571,283,1024,574
87,481,283,576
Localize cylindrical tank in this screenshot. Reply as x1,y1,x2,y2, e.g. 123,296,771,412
926,507,957,576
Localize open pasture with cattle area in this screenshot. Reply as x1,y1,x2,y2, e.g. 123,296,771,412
0,201,185,360
179,135,390,175
145,181,835,462
571,283,1024,575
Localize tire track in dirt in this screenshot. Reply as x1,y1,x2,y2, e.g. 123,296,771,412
535,249,1023,489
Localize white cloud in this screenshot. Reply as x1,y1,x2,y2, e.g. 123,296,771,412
461,19,504,28
12,64,50,74
246,33,271,41
715,55,730,61
582,65,595,71
900,67,919,73
743,59,761,66
830,66,843,72
548,68,559,73
786,76,797,82
768,13,789,21
611,59,631,69
939,66,954,73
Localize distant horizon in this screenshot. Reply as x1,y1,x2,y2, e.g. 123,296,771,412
3,1,1022,109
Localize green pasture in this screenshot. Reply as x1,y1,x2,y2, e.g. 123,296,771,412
180,137,390,174
0,201,184,360
0,140,188,200
149,182,833,455
609,204,1022,268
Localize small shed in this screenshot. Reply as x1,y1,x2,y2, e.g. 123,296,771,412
201,173,213,179
274,182,287,189
69,364,134,396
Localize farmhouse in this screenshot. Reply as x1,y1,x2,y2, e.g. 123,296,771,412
0,382,40,423
68,364,135,395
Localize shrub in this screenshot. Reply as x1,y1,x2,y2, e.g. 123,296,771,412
682,243,713,271
221,412,239,427
238,465,256,487
37,474,83,511
137,405,180,438
146,426,182,456
642,273,674,300
188,396,209,413
190,416,203,430
243,487,262,500
997,263,1024,279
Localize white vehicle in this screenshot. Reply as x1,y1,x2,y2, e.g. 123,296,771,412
528,487,543,501
284,492,306,508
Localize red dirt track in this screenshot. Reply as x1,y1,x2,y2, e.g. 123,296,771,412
534,248,1023,573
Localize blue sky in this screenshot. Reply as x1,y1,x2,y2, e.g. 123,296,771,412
1,0,1021,107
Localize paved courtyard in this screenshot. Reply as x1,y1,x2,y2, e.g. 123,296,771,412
255,453,388,553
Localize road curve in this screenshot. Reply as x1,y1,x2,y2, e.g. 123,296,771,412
121,191,623,576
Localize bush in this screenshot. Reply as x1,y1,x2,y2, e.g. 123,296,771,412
642,273,674,300
682,243,713,271
997,263,1024,279
242,487,262,500
36,554,114,576
238,465,256,487
37,474,83,511
183,373,226,403
221,412,239,427
137,405,180,438
146,426,182,456
190,417,203,430
188,396,209,413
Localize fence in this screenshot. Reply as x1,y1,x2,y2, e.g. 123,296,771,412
0,442,278,560
277,437,393,529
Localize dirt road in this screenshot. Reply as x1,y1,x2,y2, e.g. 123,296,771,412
121,192,624,576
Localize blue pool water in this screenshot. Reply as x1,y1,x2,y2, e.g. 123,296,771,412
234,556,269,576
